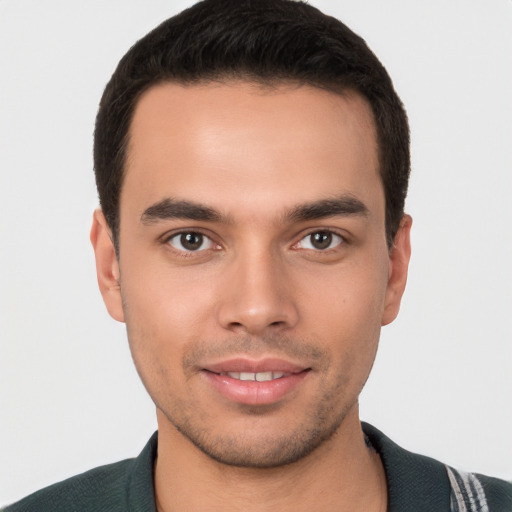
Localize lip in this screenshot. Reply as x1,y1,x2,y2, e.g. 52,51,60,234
201,358,311,406
204,357,307,374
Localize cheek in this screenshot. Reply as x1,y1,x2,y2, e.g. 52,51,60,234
297,258,388,369
121,252,212,327
121,287,193,408
299,258,388,331
118,257,222,380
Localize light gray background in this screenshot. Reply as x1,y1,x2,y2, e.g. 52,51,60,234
1,0,511,504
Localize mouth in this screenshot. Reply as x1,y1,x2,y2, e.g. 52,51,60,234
217,371,290,382
201,359,311,406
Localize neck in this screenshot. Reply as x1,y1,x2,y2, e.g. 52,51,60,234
154,406,387,512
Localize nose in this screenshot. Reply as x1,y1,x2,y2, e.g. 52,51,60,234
216,248,299,335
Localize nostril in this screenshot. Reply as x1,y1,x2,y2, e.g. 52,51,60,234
219,299,299,334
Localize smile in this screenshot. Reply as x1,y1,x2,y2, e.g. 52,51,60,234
202,360,311,405
220,371,288,382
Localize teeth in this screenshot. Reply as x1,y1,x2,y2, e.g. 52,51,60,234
224,371,287,381
255,371,272,382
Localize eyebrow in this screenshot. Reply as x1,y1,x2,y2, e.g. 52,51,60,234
141,198,224,224
286,195,369,222
140,194,369,225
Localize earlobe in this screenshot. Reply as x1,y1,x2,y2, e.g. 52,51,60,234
90,209,125,323
381,214,412,326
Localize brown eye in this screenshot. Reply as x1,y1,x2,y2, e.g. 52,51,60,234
310,232,332,249
168,232,212,252
298,231,343,251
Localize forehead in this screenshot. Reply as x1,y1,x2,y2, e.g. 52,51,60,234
122,81,382,221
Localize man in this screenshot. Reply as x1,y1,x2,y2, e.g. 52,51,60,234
2,0,511,510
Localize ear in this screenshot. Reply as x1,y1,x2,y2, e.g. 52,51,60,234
90,208,125,323
381,214,412,326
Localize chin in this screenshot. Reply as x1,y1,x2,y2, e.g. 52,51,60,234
162,400,350,468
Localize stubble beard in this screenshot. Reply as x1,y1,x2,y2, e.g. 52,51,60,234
158,387,356,468
128,327,370,469
153,335,358,469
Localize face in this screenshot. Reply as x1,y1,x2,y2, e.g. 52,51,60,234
92,81,411,468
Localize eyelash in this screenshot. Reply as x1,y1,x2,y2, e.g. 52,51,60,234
294,230,345,252
163,228,346,256
163,230,220,256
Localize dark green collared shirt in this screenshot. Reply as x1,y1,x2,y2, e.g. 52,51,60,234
2,432,158,512
3,424,511,511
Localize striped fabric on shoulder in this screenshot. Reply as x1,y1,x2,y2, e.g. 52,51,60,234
446,466,489,512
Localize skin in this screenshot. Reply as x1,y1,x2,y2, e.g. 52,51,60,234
91,81,411,511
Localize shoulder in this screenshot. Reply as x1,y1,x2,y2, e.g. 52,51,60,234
2,432,158,512
362,422,512,511
1,458,135,512
447,466,512,512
